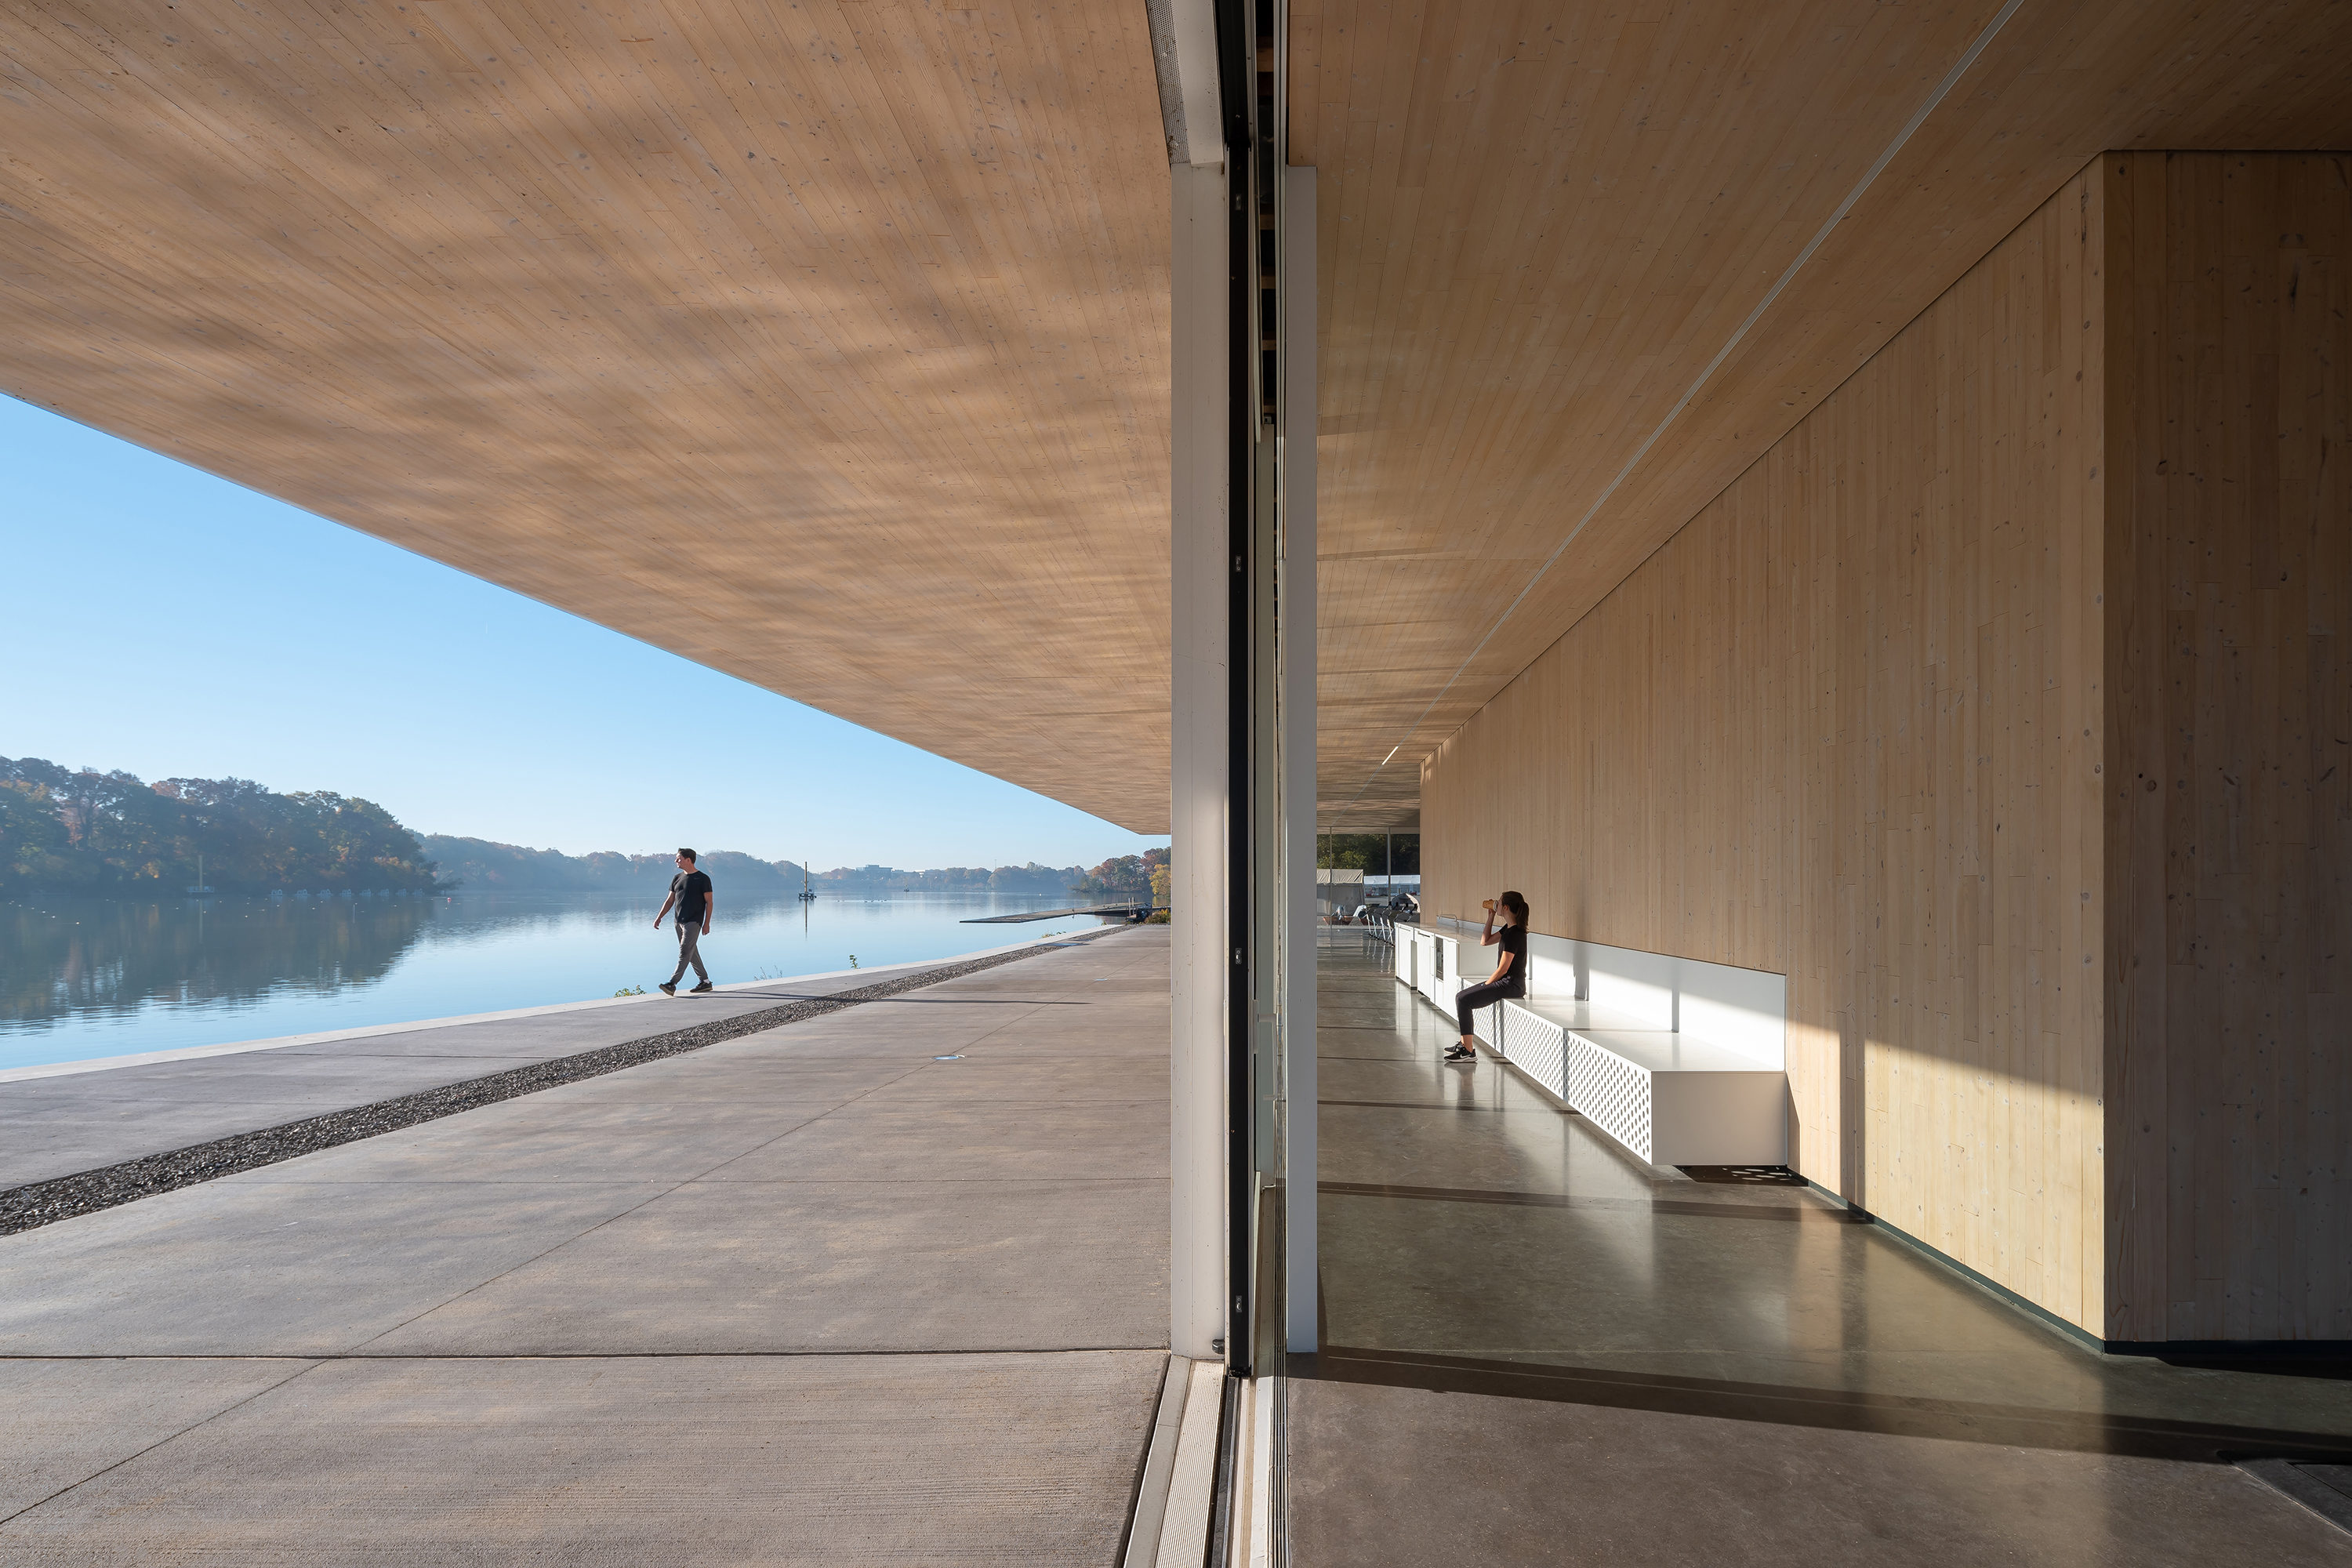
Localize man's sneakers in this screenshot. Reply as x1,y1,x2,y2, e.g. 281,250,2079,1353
658,982,678,996
689,981,714,993
1443,1044,1476,1063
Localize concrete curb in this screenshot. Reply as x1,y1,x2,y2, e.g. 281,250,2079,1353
1123,1356,1187,1567
1151,1358,1227,1568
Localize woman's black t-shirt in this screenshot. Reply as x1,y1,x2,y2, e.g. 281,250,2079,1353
1497,924,1527,995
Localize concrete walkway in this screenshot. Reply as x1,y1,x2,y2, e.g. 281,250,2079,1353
1291,936,2352,1567
0,949,1051,1192
0,929,1171,1563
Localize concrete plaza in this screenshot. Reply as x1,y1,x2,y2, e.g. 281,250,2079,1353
1289,938,2352,1566
0,930,1171,1563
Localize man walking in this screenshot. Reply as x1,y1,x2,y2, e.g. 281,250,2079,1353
654,848,715,996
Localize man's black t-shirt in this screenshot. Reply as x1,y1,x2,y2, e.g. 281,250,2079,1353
671,869,713,926
1496,924,1527,994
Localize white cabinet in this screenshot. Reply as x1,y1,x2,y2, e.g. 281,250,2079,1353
1391,920,1788,1167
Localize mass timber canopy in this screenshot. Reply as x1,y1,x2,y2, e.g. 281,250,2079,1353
0,0,1175,829
1296,0,2352,831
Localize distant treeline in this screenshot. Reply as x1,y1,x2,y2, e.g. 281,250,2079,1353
1314,833,1419,874
2,753,1165,902
812,861,1109,897
1070,851,1165,902
419,837,804,893
2,757,441,896
426,839,1105,898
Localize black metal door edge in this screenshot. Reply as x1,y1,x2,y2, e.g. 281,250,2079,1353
1216,0,1258,1380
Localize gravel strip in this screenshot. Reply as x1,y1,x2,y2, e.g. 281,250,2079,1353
0,927,1130,1238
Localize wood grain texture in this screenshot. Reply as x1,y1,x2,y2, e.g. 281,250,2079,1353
0,0,1173,829
2104,153,2352,1343
1298,0,2352,831
1422,167,2111,1331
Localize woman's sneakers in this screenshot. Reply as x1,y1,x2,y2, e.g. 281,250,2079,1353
1443,1043,1476,1063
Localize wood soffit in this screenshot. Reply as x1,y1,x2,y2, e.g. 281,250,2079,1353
0,0,1176,830
1294,0,2352,833
6,4,2351,840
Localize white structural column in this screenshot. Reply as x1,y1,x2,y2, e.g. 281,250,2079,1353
1169,158,1231,1363
1279,165,1318,1353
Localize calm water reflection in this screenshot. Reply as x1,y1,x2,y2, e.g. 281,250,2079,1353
0,891,1085,1071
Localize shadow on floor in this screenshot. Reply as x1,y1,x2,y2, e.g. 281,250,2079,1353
1288,941,2352,1568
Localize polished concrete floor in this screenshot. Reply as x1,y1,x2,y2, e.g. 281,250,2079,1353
0,931,1170,1563
1290,938,2352,1566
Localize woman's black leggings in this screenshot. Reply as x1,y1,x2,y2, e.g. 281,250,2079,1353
1454,979,1523,1037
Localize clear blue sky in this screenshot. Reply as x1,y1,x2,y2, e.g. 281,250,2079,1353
2,395,1167,872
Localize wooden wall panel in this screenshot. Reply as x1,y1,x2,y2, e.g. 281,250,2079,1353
1300,1,2352,832
1422,167,2111,1331
2105,154,2352,1342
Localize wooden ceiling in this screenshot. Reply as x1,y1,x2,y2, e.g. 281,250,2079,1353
8,2,2350,839
0,0,1174,829
1295,0,2352,830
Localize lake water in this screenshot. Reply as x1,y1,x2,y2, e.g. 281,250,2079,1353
0,891,1100,1072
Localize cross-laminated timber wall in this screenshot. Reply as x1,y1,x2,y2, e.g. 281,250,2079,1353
1420,154,2350,1342
2104,154,2352,1343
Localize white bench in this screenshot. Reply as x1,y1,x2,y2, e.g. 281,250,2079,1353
1394,920,1788,1167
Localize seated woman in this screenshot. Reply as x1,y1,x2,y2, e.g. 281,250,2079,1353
1447,891,1528,1062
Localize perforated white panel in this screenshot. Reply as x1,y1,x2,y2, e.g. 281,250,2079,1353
1497,1003,1568,1098
1566,1033,1654,1163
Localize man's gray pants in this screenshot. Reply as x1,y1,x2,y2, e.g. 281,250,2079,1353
669,922,709,985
